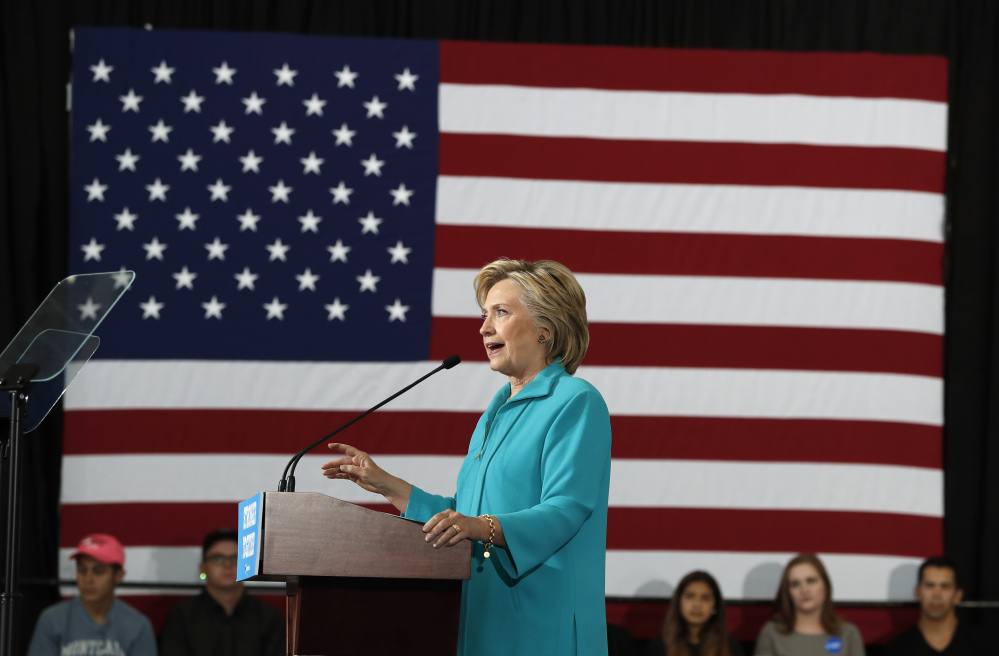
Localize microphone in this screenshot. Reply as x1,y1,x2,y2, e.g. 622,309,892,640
278,355,461,492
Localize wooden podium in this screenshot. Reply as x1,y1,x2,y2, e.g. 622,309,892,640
247,492,471,656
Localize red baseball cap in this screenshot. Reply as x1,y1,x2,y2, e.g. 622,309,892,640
70,533,125,567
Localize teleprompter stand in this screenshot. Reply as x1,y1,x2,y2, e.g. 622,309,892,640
241,492,471,656
0,271,133,656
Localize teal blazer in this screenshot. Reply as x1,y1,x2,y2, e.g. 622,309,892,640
403,359,612,655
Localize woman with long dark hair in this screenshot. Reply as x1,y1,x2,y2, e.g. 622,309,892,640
647,571,744,656
754,554,865,656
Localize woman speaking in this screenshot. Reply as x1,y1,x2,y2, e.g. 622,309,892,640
321,258,613,655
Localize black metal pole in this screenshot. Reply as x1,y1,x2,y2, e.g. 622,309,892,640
0,388,27,656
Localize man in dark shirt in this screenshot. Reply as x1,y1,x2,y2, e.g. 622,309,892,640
884,556,985,656
160,528,285,656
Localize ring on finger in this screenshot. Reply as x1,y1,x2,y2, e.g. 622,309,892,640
452,524,461,534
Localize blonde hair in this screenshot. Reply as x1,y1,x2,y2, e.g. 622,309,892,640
473,259,589,375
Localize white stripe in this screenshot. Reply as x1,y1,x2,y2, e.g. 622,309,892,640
60,455,940,516
436,178,945,243
64,361,942,425
58,547,284,588
57,547,920,601
434,268,944,335
604,551,924,601
440,84,948,151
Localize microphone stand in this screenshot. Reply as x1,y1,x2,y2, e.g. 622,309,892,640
279,355,460,492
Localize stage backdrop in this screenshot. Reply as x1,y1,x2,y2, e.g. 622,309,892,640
63,27,946,606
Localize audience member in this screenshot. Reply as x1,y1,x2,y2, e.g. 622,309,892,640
883,556,985,655
753,554,864,656
27,533,156,656
160,527,284,656
646,570,744,656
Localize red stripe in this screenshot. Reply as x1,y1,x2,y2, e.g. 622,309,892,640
63,410,940,468
607,508,941,557
61,503,938,557
438,134,946,193
605,602,919,642
430,318,944,378
440,41,947,102
435,225,944,285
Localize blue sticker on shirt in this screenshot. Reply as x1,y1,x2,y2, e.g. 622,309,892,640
825,637,844,653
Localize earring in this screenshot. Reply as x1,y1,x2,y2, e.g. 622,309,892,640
538,335,546,343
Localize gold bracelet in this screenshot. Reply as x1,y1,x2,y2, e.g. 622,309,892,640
481,514,495,559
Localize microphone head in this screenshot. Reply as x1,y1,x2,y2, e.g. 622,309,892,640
442,354,461,369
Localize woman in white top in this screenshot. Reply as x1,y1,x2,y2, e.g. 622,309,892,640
753,554,865,656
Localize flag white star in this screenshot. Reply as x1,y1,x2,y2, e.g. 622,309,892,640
172,266,198,290
116,148,140,171
90,58,113,83
236,208,261,232
178,148,201,172
114,207,138,231
84,178,108,202
263,296,288,320
274,63,298,87
360,153,385,177
303,93,327,116
140,295,165,319
266,238,290,261
392,125,417,149
180,90,205,113
268,179,292,203
356,269,381,293
332,123,356,147
389,183,414,206
175,207,200,230
234,266,259,290
151,60,175,84
213,61,236,85
327,239,351,263
295,268,320,291
210,119,235,144
204,236,229,261
329,181,353,205
149,119,173,143
363,95,388,119
119,88,143,112
207,178,232,202
300,151,324,174
87,118,111,142
241,91,266,115
142,236,167,260
146,177,170,201
271,121,295,145
111,266,133,289
387,240,412,264
298,209,322,233
334,65,358,88
81,238,105,262
78,297,102,321
358,211,383,235
202,295,226,319
385,298,410,322
239,150,263,173
325,298,349,321
394,68,419,91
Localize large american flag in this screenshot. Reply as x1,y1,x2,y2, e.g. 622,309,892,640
64,26,946,625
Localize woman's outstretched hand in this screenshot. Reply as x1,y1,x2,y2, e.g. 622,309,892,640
321,442,412,512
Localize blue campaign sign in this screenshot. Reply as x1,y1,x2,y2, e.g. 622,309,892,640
237,492,263,581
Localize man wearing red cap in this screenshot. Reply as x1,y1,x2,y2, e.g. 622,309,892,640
27,533,156,656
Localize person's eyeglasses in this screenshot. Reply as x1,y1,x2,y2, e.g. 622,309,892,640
204,554,238,566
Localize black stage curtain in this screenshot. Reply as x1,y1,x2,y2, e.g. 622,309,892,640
2,0,997,653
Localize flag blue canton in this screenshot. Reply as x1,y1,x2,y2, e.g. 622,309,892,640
70,27,439,362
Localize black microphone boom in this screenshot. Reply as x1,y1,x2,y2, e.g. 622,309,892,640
278,355,461,492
